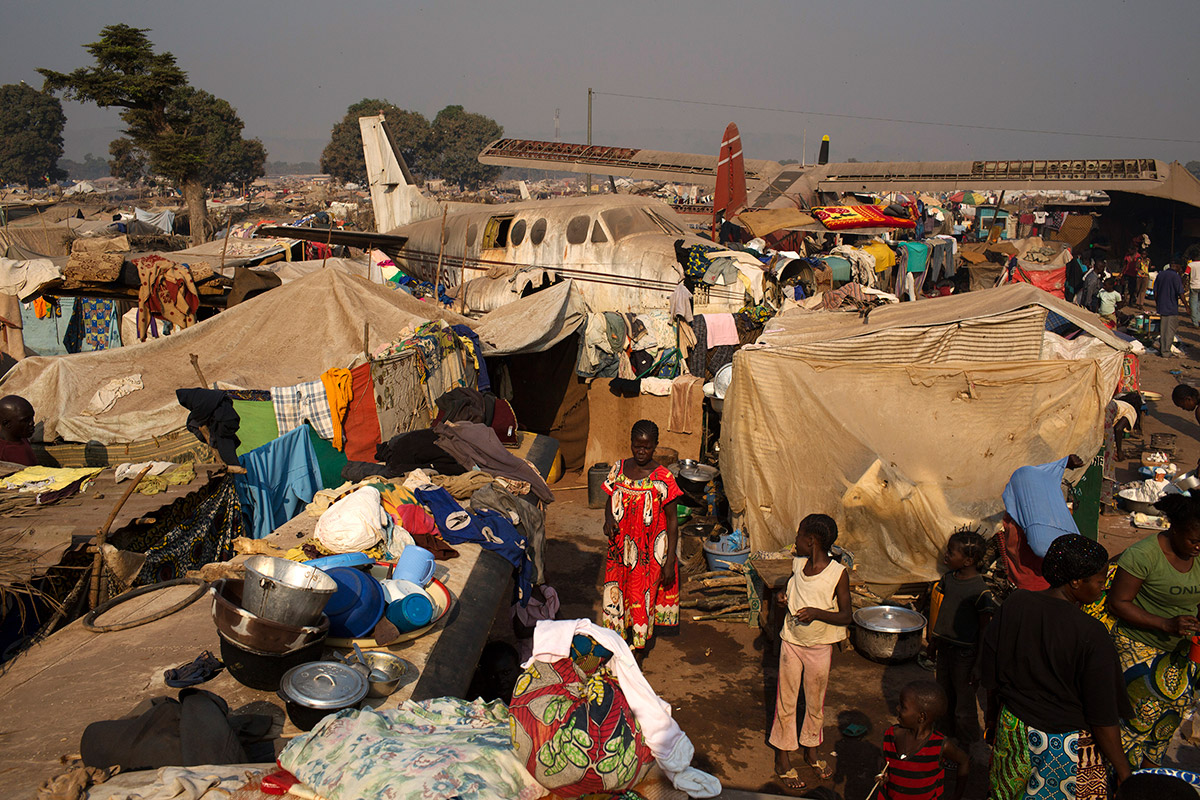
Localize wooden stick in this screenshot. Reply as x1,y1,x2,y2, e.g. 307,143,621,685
692,603,749,621
189,353,208,388
433,207,448,302
363,321,370,361
90,464,153,608
322,219,334,268
219,210,234,270
688,575,745,589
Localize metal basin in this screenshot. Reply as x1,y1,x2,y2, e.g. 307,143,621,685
852,605,926,664
243,555,338,628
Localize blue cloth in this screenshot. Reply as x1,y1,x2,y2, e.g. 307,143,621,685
414,485,532,603
901,241,930,273
234,426,322,539
451,324,490,392
1002,457,1079,557
1154,268,1184,316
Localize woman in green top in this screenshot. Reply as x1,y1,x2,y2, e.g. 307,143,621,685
1107,493,1200,768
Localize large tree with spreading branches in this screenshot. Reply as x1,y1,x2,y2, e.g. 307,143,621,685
39,25,265,244
0,83,67,187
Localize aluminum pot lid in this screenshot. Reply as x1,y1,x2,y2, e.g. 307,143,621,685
281,661,367,709
853,605,926,634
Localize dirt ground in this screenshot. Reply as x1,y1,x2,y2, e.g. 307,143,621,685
534,319,1200,799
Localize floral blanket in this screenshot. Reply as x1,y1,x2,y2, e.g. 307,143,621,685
278,698,545,800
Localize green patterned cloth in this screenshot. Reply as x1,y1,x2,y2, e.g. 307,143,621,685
1114,627,1199,766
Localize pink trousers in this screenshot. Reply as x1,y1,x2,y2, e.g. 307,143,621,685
768,641,833,751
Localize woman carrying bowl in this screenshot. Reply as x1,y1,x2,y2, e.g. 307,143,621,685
1106,493,1200,769
601,419,682,662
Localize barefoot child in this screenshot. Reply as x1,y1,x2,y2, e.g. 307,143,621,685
770,514,852,791
880,680,970,800
926,527,996,744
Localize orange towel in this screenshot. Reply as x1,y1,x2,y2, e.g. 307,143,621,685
320,367,354,450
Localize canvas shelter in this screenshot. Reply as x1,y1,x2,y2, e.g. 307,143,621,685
0,269,469,446
722,284,1129,585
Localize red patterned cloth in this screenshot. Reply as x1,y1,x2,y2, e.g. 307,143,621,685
812,205,916,231
509,657,654,798
602,462,683,650
134,255,199,341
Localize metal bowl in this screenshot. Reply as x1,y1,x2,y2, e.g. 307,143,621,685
361,651,410,698
853,605,926,634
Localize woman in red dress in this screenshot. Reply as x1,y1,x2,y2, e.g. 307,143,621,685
602,419,682,659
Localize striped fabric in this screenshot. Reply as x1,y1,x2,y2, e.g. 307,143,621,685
881,726,945,800
271,380,335,440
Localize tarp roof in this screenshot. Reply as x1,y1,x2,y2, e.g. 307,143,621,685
0,270,470,445
758,283,1127,353
472,280,587,356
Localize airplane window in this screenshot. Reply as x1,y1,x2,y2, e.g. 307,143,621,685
466,224,477,248
590,220,608,243
482,216,513,248
602,208,659,241
565,215,590,244
510,219,527,246
530,218,547,245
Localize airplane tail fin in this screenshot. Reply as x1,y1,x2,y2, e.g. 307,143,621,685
712,122,748,239
359,114,442,231
817,135,830,165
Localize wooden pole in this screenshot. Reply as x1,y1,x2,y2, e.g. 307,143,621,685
189,353,209,388
433,207,448,303
219,210,234,270
363,321,370,361
90,464,153,608
321,219,334,268
458,226,471,314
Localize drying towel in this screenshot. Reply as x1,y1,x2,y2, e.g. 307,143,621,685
342,362,383,462
320,368,354,451
701,313,739,347
83,374,144,416
527,619,721,798
668,375,703,434
272,379,335,441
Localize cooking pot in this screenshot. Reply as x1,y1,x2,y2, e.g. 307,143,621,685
211,579,329,655
669,459,719,496
851,605,926,664
278,660,369,731
218,631,326,691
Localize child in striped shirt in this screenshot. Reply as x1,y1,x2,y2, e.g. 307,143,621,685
880,680,969,800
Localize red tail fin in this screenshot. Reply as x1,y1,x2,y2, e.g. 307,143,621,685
712,122,747,239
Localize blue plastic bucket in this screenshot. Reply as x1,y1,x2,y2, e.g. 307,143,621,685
702,534,750,571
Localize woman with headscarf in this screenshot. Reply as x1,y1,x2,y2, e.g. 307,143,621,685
601,419,682,662
982,535,1133,799
1106,493,1200,770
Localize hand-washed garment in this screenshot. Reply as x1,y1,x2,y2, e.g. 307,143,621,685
452,323,491,391
701,313,739,347
668,375,703,434
342,362,382,462
83,374,143,416
670,282,694,322
1001,457,1079,557
279,699,544,800
376,428,465,476
1,465,102,492
863,241,897,272
234,426,322,539
435,421,554,504
526,619,722,798
901,241,930,273
415,485,532,603
603,311,628,353
435,386,488,424
134,255,198,341
231,399,280,455
472,483,546,585
602,462,683,650
176,388,241,466
379,484,459,560
63,298,117,353
319,368,354,451
0,437,36,466
271,379,336,441
314,486,390,554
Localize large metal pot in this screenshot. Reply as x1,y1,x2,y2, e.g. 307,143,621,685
242,556,337,628
852,605,926,664
211,579,329,654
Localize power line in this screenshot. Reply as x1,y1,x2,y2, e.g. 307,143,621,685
593,91,1200,146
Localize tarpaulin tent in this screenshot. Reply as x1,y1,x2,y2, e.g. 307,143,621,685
724,284,1128,585
0,270,470,445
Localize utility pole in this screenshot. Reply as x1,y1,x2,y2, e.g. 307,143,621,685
586,88,593,195
554,108,560,142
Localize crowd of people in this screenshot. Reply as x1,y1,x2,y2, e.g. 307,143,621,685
598,420,1198,799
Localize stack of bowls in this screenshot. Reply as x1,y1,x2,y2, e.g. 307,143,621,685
211,578,331,690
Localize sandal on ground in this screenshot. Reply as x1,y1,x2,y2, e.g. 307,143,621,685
776,768,807,791
805,758,834,780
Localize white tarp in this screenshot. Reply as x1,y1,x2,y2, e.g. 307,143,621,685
472,280,587,356
0,270,470,444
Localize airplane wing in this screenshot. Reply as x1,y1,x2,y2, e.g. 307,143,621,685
255,226,409,253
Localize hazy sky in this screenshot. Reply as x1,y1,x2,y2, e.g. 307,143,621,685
3,0,1198,168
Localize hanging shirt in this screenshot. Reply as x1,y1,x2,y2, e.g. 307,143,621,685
234,426,322,539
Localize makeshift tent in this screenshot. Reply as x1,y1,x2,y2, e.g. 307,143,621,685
0,270,470,445
472,280,587,356
725,284,1128,585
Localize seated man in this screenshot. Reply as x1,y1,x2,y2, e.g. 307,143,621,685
998,453,1084,590
0,395,37,466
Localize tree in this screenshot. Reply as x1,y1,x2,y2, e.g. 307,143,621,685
60,152,110,181
39,25,266,245
0,83,66,186
108,138,148,183
1187,161,1200,181
321,99,430,185
426,105,503,190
